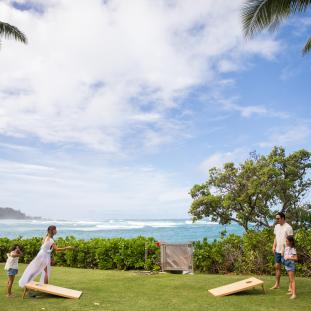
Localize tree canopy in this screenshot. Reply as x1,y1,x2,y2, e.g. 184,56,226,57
189,147,311,231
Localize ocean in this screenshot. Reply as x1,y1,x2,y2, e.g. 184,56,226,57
0,219,245,242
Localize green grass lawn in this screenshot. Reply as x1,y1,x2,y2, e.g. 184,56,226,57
0,264,310,311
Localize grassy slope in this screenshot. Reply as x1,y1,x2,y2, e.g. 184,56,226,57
0,264,310,311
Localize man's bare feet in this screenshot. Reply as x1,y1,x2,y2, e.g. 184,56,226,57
270,285,280,290
286,291,292,295
290,294,296,299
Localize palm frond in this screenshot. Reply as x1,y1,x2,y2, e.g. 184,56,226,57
0,21,27,44
290,0,311,13
302,36,311,55
242,0,311,56
242,0,292,38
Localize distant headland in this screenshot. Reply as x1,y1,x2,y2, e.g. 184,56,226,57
0,207,42,220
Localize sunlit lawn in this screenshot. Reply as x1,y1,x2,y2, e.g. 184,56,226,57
0,263,310,311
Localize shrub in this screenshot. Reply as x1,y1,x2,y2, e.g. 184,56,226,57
0,236,160,271
193,229,310,277
0,230,310,276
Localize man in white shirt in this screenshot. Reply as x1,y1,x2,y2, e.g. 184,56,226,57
271,212,293,289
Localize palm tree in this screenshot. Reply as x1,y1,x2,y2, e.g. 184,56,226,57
0,21,27,46
242,0,311,55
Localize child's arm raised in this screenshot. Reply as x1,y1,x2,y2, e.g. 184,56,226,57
10,251,19,258
16,246,23,256
10,249,23,257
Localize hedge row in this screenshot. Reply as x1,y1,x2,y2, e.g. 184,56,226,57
0,230,310,276
193,229,311,277
0,236,160,271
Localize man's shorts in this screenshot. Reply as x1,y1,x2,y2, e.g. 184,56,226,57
274,252,282,264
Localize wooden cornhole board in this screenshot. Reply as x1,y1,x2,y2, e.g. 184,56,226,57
160,242,193,273
23,281,82,299
208,277,265,297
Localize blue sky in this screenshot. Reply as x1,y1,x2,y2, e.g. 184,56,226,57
0,0,310,219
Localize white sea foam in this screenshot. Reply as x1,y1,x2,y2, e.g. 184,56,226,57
0,218,244,242
0,219,218,232
72,225,145,231
185,220,217,225
125,221,178,228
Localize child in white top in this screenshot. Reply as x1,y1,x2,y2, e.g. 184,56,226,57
4,245,23,297
281,235,298,299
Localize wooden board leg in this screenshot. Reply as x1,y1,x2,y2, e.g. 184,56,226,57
262,284,266,294
22,288,28,299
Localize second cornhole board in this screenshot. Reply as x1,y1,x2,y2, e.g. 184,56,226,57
23,281,82,299
208,277,265,297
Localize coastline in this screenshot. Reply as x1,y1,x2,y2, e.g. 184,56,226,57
0,218,244,242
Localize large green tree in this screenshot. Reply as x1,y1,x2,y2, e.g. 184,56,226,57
242,0,311,54
190,147,311,231
0,21,27,46
267,147,311,228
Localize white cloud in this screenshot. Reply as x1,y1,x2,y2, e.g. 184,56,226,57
0,1,285,219
229,103,268,118
259,124,311,147
0,142,35,151
210,96,288,118
280,65,302,81
217,59,239,73
0,157,191,219
241,37,281,59
0,0,281,154
199,148,248,174
301,17,311,26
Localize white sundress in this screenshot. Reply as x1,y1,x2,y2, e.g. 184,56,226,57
19,237,54,288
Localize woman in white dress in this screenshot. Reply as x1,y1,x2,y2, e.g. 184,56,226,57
19,225,73,288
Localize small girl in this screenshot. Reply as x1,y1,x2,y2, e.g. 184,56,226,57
19,225,73,288
281,235,298,299
4,245,23,297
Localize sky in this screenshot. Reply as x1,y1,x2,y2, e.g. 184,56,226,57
0,0,310,220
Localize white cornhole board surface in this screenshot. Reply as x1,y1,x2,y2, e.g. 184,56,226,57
208,277,264,297
25,281,82,299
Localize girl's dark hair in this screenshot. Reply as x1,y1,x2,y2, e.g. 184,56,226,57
286,235,295,247
10,244,21,252
42,225,57,243
43,225,57,243
47,225,57,234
